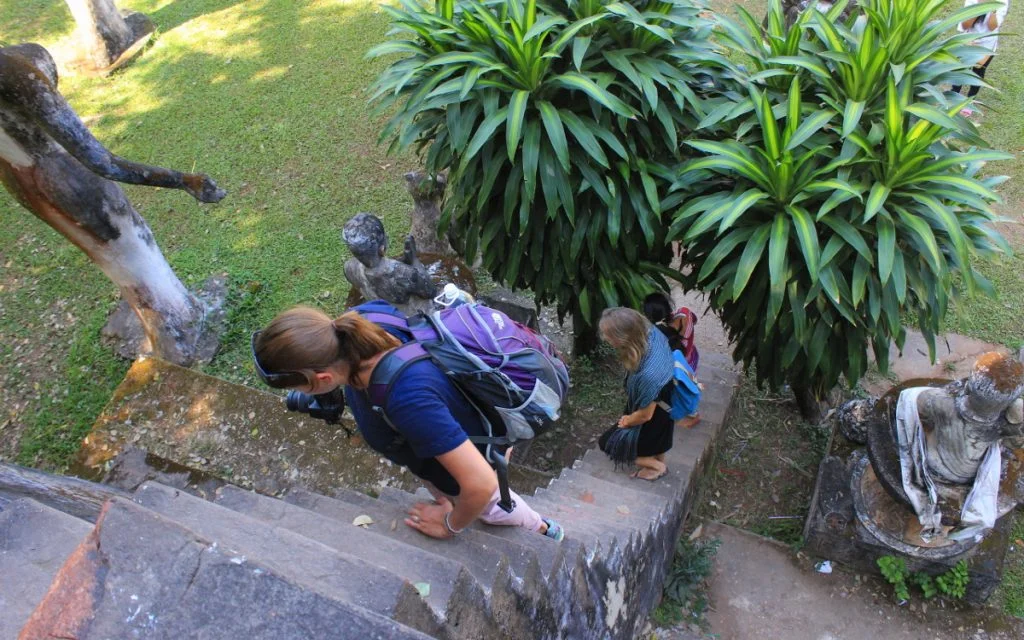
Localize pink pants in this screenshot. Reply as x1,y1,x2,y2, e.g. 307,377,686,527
425,483,545,533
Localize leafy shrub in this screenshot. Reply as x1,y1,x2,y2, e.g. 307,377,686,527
669,0,1012,398
370,0,726,350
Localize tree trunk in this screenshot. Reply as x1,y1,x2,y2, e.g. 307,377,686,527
792,382,830,424
2,150,211,366
65,0,154,73
0,44,226,367
572,305,602,357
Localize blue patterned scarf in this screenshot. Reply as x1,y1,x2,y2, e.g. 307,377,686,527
603,327,674,467
625,326,674,413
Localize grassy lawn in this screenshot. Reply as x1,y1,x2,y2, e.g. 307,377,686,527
0,0,415,468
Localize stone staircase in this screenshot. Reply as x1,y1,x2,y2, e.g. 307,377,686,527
1,353,738,639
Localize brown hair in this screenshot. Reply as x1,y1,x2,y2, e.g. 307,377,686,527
255,306,399,377
599,307,650,372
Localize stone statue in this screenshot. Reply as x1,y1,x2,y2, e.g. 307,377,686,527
775,0,854,28
404,170,453,256
804,352,1024,602
342,212,437,315
916,354,1024,484
894,352,1023,539
0,43,227,366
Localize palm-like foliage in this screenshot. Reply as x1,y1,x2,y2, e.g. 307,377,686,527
672,0,1012,399
370,0,725,348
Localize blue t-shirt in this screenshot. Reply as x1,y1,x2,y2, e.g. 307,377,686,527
345,359,494,496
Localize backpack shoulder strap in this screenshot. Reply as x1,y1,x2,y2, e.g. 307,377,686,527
366,342,431,429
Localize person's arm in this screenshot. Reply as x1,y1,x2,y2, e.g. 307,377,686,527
405,441,498,538
0,46,225,203
618,401,657,428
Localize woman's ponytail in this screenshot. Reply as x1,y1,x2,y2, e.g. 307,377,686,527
330,311,400,366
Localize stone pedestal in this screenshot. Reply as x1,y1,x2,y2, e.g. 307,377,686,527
804,436,1019,603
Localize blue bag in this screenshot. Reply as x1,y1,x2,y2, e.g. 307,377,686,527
670,349,701,420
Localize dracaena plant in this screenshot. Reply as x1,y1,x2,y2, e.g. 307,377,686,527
671,0,1012,418
369,0,726,352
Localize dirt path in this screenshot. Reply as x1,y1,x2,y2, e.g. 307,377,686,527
701,522,1024,640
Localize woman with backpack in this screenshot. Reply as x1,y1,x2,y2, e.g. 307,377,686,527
597,307,680,481
252,304,564,541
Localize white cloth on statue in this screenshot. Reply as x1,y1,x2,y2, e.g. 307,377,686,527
949,442,1001,541
895,388,942,535
896,387,1001,541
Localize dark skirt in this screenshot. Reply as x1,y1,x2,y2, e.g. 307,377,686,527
598,383,674,458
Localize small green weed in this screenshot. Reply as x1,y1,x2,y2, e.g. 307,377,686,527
878,556,970,603
652,534,721,628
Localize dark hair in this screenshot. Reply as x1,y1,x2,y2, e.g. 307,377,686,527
642,292,673,324
255,306,399,379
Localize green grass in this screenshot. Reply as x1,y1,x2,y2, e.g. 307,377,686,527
996,516,1024,617
0,0,414,468
941,0,1024,349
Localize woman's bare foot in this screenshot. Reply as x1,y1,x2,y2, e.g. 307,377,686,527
632,467,667,481
679,414,701,429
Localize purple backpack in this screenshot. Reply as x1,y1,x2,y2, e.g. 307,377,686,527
358,302,571,511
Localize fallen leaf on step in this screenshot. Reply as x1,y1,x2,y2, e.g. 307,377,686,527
688,524,703,541
616,506,630,515
352,515,374,528
391,519,398,531
414,582,431,598
579,490,595,504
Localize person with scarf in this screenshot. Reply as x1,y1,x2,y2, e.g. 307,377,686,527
597,307,676,481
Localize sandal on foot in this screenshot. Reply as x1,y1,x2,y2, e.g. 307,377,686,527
542,518,565,542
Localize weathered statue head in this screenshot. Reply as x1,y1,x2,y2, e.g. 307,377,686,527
342,212,387,268
958,352,1024,424
404,171,446,202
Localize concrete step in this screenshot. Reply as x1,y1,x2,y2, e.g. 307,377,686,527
578,450,684,502
551,468,664,524
329,485,382,509
214,484,489,627
286,487,535,593
523,493,623,551
133,482,447,638
20,497,433,640
374,486,569,582
0,498,92,640
532,487,642,538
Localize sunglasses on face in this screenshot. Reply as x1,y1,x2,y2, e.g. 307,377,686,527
250,330,311,389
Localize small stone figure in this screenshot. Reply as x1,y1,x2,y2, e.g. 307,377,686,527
342,212,437,315
776,0,854,28
0,43,226,366
404,170,453,256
